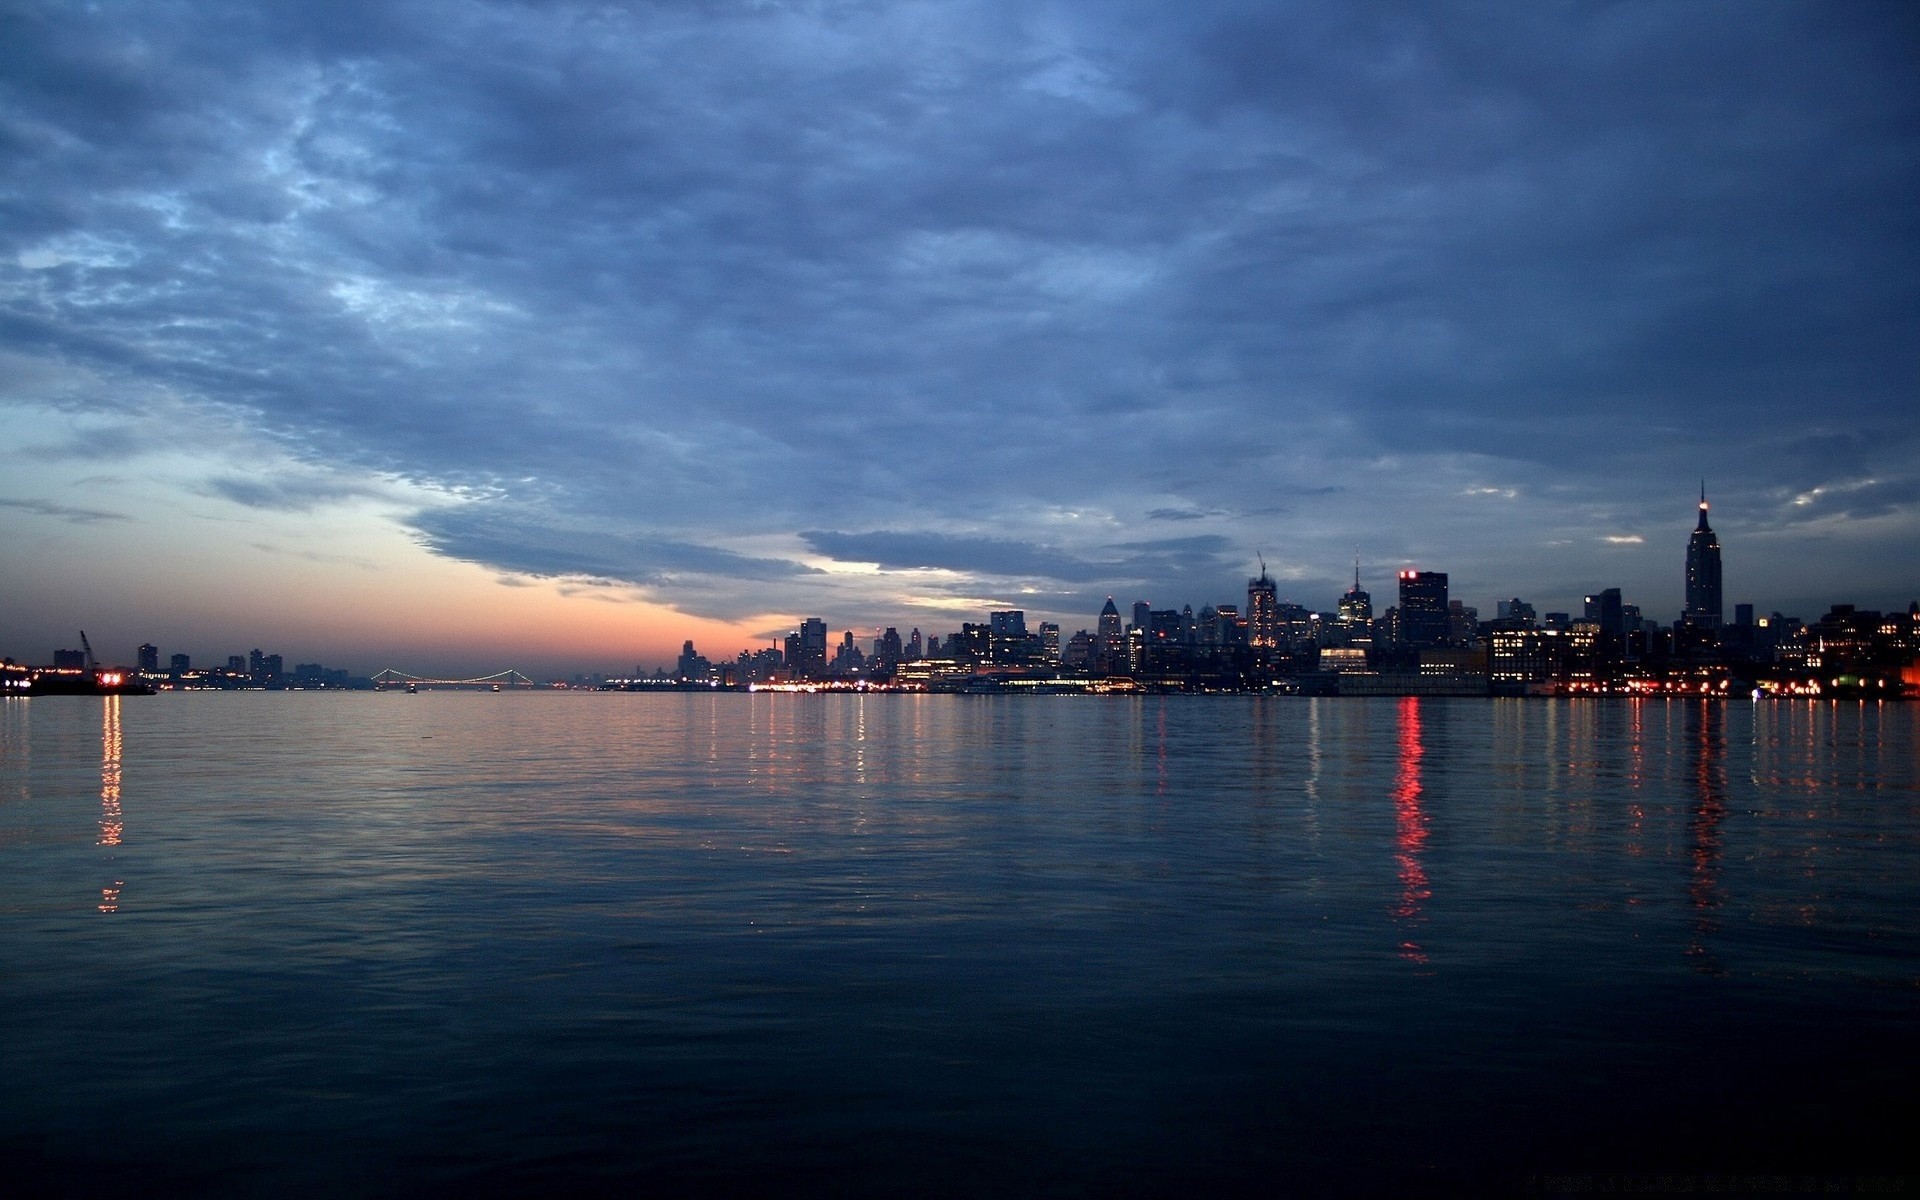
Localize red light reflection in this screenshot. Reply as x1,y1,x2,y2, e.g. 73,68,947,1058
1393,697,1430,965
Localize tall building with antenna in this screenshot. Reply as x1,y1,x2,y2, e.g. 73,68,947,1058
1683,484,1723,631
1338,558,1372,629
1247,557,1279,651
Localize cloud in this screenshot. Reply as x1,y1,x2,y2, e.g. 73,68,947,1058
0,0,1915,634
1146,506,1226,522
0,497,130,524
206,473,400,513
412,505,821,592
247,541,380,570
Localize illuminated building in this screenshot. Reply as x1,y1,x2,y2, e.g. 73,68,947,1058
137,643,159,673
1277,602,1316,651
1490,630,1561,691
1397,570,1449,649
1338,561,1372,629
1038,622,1060,663
1248,568,1278,651
1683,484,1724,631
1098,597,1123,640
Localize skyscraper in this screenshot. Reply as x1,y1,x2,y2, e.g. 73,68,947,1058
1584,588,1625,641
1684,484,1723,631
785,617,829,679
1247,566,1278,651
1338,560,1372,628
1398,570,1449,649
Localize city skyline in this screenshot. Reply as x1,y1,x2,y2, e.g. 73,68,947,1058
3,3,1916,677
11,487,1914,680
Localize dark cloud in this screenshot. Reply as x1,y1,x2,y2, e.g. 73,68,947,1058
0,497,130,524
2,0,1915,629
412,505,820,589
207,474,390,512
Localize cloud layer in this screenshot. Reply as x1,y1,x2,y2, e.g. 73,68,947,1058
3,0,1916,636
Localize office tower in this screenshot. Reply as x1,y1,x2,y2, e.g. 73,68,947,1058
1148,609,1184,643
989,610,1027,638
877,628,903,673
1216,604,1247,647
137,643,159,672
1038,622,1060,663
676,640,710,681
907,628,923,660
1276,602,1315,651
1584,588,1625,641
1338,560,1372,628
169,653,190,674
785,618,829,679
1398,570,1449,649
1683,484,1723,630
1448,601,1478,647
1247,568,1278,651
1734,604,1753,629
1098,598,1122,638
1497,598,1537,628
1131,601,1151,632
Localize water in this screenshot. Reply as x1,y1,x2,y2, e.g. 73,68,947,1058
2,693,1915,1196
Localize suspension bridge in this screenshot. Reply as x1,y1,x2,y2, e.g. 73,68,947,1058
371,668,538,689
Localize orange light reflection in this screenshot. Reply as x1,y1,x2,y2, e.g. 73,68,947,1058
99,696,122,848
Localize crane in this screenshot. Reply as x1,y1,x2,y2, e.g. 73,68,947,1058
79,630,99,671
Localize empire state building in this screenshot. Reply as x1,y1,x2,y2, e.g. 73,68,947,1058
1683,485,1723,630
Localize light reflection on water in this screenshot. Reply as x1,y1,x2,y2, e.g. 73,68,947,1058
1,692,1916,1194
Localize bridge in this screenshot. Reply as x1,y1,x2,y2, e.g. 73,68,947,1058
371,668,538,689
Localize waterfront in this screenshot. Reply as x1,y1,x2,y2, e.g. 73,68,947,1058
2,693,1915,1195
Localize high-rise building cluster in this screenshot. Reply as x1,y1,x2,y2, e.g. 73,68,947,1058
657,491,1918,697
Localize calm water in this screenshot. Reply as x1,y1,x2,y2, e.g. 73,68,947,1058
2,693,1916,1196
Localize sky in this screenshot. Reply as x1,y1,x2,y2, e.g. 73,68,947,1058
2,0,1916,677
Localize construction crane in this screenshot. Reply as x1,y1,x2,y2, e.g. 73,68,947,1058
79,630,99,671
